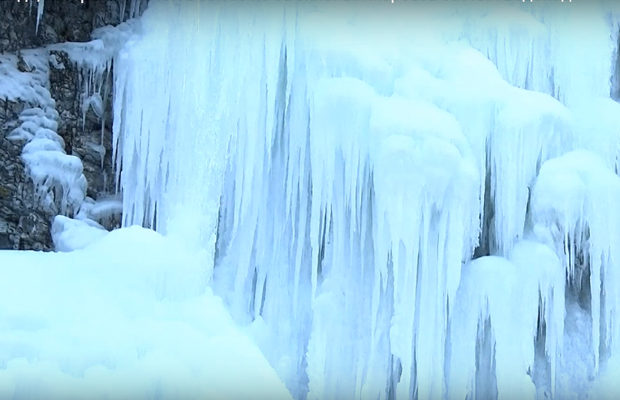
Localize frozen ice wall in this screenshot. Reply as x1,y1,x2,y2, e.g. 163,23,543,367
112,1,620,399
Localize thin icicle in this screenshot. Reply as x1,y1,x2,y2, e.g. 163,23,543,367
35,0,44,34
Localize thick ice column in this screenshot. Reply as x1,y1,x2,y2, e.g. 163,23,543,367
448,242,564,400
113,9,307,395
463,3,548,92
537,2,617,106
305,77,379,400
447,256,534,400
487,88,572,255
571,98,620,174
465,1,618,106
370,95,479,400
531,150,620,374
393,48,501,248
202,6,314,396
393,43,573,257
509,240,566,398
112,1,238,270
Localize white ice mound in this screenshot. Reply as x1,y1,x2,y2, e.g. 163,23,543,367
21,148,87,215
14,108,87,216
0,227,292,400
51,215,107,252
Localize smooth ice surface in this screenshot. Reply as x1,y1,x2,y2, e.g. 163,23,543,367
0,227,292,400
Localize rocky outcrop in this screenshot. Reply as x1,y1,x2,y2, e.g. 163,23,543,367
48,49,116,198
0,0,145,250
0,98,53,250
0,0,144,53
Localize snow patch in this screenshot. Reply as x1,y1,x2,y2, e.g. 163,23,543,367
0,227,292,399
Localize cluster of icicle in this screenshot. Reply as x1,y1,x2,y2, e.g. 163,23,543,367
112,1,620,399
4,11,142,219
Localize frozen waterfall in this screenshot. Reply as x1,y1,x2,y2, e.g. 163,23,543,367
112,1,620,399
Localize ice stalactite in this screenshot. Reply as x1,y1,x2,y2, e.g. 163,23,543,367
113,1,238,282
531,151,620,379
36,0,44,34
48,20,138,162
304,78,377,400
120,0,147,21
448,242,564,400
466,2,620,186
369,95,479,400
390,42,573,257
464,2,618,103
113,4,480,398
487,89,572,255
111,1,620,399
463,4,549,93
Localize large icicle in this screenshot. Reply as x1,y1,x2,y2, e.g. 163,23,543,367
111,1,620,399
464,1,618,104
447,241,564,400
113,1,232,274
487,88,572,255
36,0,44,34
370,95,478,400
531,151,620,379
392,41,573,256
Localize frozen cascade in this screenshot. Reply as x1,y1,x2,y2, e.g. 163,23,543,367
465,2,618,103
111,1,620,399
531,151,620,384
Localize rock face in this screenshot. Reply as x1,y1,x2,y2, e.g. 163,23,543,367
48,49,116,198
0,0,142,53
0,98,53,250
0,0,144,250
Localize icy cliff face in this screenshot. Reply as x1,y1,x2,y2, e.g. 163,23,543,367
0,0,149,250
113,1,620,399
